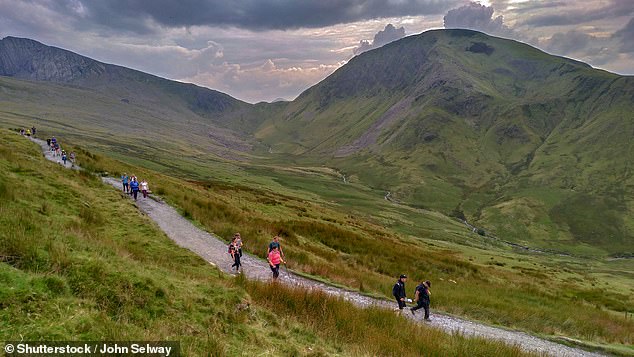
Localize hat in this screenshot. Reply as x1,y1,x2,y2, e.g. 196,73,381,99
400,274,407,279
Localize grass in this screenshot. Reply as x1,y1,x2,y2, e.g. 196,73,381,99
243,279,535,357
0,129,546,356
47,128,634,354
3,29,634,355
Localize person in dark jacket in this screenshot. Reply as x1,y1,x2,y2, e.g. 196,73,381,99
411,280,431,320
392,274,408,312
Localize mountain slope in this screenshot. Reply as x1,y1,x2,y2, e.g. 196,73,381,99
0,36,277,163
1,31,633,255
0,36,241,114
255,29,634,254
0,36,279,138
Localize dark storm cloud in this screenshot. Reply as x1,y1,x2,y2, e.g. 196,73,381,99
69,0,464,32
354,23,406,54
614,17,634,53
519,0,634,27
443,1,513,37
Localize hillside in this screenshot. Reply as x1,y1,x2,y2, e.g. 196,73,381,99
2,129,550,356
0,36,270,160
1,30,633,257
254,29,634,255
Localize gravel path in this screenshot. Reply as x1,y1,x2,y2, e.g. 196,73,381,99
30,137,604,357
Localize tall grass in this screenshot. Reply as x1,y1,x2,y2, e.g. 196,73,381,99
51,132,634,349
244,280,535,357
0,129,544,356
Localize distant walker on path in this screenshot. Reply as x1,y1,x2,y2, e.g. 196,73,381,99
229,236,241,272
392,274,408,313
267,235,285,260
234,233,243,257
121,173,129,193
267,246,285,280
411,280,432,320
129,176,140,200
140,179,149,198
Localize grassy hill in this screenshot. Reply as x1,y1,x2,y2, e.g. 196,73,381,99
3,32,633,256
252,29,634,256
0,129,546,356
0,36,272,157
24,127,629,355
1,31,634,354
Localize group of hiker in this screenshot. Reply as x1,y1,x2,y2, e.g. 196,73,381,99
228,235,432,319
19,126,36,137
120,173,150,200
393,274,432,320
228,234,286,279
45,136,76,167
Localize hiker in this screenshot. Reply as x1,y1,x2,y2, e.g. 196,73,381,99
140,179,149,198
229,236,241,272
46,138,51,147
392,274,408,312
267,246,285,279
267,235,285,260
31,126,36,137
69,152,76,168
51,136,57,146
129,176,140,200
19,128,25,135
62,152,67,166
234,233,243,257
121,173,129,192
25,128,31,136
411,280,432,320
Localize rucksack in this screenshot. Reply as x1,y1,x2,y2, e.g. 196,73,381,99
228,243,233,254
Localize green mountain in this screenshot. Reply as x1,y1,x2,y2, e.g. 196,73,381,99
254,29,634,255
1,30,633,256
0,36,269,161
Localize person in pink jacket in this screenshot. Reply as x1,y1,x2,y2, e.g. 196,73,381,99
267,246,285,279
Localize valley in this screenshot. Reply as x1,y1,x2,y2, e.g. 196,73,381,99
1,29,634,355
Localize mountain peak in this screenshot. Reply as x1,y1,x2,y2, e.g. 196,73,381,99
0,35,104,81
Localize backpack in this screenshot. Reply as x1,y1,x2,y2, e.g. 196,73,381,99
228,243,234,254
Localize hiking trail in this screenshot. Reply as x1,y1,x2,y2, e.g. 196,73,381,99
29,136,604,357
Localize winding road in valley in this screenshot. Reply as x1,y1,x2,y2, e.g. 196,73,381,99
30,136,604,357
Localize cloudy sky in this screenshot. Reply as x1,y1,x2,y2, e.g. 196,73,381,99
1,0,632,103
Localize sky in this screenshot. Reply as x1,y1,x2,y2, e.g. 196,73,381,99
0,0,632,103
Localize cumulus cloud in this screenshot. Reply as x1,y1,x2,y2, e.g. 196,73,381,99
181,59,345,103
443,1,513,37
354,23,406,55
